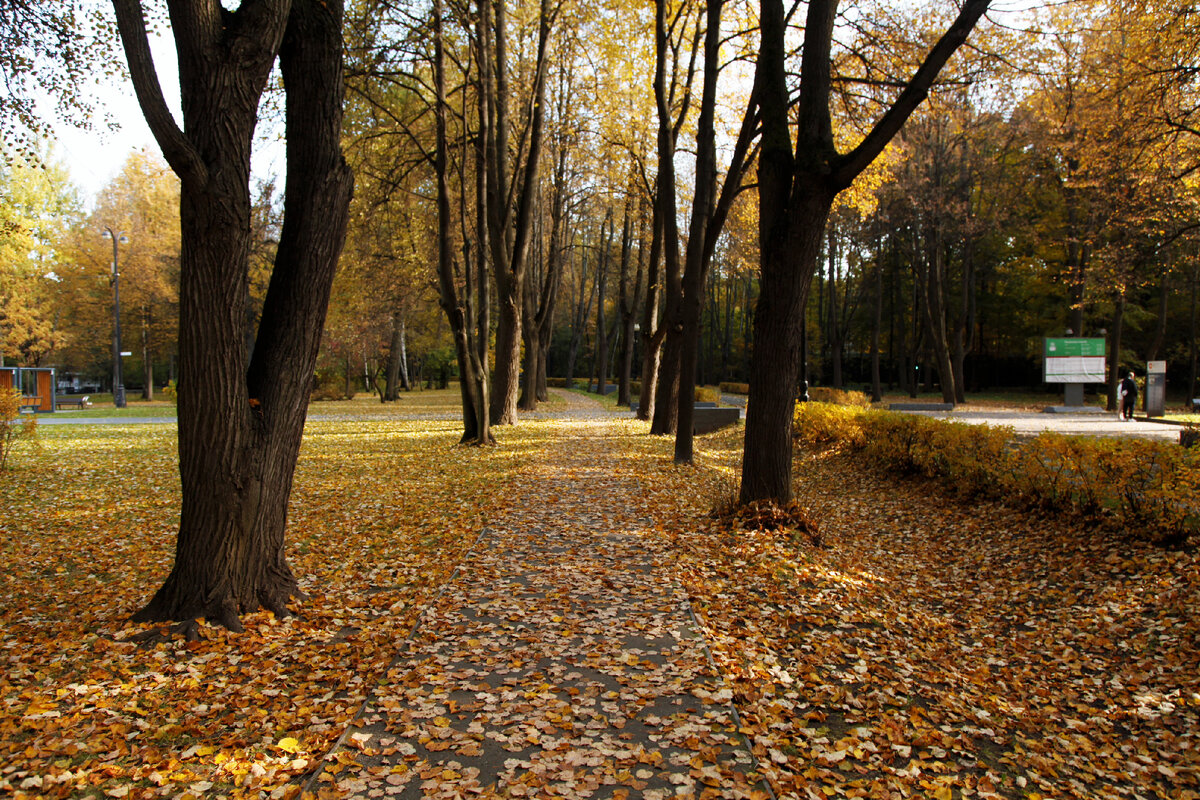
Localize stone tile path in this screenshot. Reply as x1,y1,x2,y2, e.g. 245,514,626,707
302,395,768,799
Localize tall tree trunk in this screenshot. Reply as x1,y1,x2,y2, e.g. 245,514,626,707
951,234,975,403
739,0,988,505
638,193,664,421
486,0,553,426
1107,290,1126,412
917,233,956,403
1146,267,1170,361
649,0,700,436
142,303,154,400
118,0,354,629
384,312,404,401
870,258,882,402
397,314,410,390
1188,264,1198,400
617,198,642,408
674,0,723,462
436,0,484,444
594,211,613,396
565,251,594,388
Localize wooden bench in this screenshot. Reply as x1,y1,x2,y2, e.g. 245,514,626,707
57,395,92,409
18,396,41,413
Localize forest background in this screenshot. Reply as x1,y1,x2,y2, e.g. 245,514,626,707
3,0,1200,413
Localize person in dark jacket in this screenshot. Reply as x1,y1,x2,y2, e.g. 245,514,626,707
1120,371,1138,421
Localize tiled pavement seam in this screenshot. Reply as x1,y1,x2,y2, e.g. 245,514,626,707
302,397,770,799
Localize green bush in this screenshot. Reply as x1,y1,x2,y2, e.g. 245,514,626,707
792,403,1200,545
696,386,720,403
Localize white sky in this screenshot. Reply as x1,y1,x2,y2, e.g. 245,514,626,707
49,31,285,206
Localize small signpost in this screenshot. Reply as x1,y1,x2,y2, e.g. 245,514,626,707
1044,337,1106,407
1145,360,1167,418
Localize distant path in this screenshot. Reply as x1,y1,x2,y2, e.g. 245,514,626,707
302,393,765,799
902,408,1183,441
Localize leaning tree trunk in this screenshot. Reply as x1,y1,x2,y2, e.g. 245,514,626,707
120,0,353,630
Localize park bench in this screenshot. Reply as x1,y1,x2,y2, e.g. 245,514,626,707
57,395,92,410
18,396,41,413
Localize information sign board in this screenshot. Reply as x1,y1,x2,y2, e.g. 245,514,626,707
1043,337,1107,384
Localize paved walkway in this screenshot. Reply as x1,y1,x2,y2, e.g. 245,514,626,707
302,392,766,799
904,408,1185,441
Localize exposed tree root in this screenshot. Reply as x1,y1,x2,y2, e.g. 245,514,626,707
129,619,204,647
711,498,824,548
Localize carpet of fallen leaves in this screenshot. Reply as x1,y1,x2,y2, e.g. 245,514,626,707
641,429,1200,800
0,408,528,799
4,396,1199,800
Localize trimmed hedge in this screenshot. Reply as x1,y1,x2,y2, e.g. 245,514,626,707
793,403,1199,546
807,386,871,407
720,382,750,395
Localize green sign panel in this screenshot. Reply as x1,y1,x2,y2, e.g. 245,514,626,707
1044,338,1106,357
1044,337,1107,383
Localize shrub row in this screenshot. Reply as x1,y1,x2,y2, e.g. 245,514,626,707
719,382,749,395
806,386,871,407
793,403,1199,546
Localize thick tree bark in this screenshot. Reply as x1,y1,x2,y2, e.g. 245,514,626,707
739,0,989,505
486,0,553,426
119,0,353,629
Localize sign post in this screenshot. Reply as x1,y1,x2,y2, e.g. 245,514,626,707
1044,337,1106,407
1145,360,1167,417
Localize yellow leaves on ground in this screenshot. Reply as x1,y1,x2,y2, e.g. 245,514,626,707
3,396,1198,799
639,426,1200,800
0,406,527,799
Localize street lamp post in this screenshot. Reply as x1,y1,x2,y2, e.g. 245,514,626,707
102,228,129,408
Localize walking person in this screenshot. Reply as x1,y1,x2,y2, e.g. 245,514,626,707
1119,371,1138,421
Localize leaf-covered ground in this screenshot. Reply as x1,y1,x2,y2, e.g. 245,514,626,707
645,432,1200,800
1,406,528,799
2,393,1197,799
